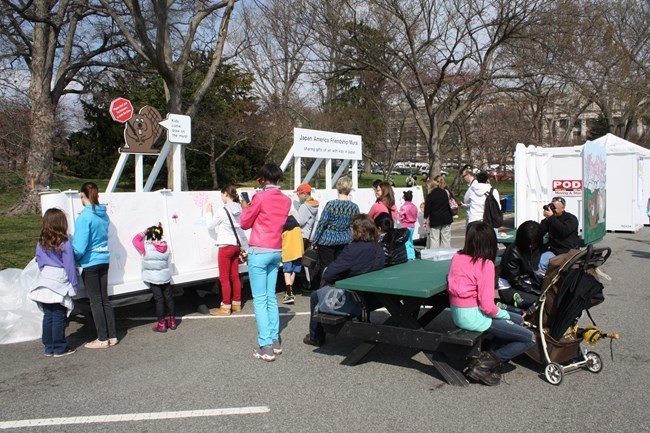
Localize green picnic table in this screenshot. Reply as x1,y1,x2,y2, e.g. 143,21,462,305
331,259,486,386
497,229,516,246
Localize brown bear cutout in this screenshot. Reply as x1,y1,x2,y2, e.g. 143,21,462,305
120,106,164,154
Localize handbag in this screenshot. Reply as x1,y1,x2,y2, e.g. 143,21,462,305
224,208,247,264
447,189,459,216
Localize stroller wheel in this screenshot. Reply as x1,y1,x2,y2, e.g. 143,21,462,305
544,363,564,385
585,351,603,373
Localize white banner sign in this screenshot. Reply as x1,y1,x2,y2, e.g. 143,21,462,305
294,128,362,160
159,114,191,144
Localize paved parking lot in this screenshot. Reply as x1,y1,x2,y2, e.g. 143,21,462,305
1,224,649,432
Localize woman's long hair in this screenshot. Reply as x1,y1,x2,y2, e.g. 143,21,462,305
39,208,69,252
352,214,379,242
221,185,239,202
434,175,447,189
80,182,100,210
459,222,497,263
377,182,395,208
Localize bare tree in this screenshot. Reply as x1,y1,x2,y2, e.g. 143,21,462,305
97,0,238,188
237,0,313,160
0,0,121,214
525,0,649,143
0,97,30,172
307,0,548,176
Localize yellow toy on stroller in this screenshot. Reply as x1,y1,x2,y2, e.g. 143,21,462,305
525,245,619,385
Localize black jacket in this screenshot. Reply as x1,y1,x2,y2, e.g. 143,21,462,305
322,241,385,284
424,188,453,227
540,211,580,254
379,228,409,267
500,244,542,295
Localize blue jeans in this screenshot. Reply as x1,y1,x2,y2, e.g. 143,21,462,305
309,289,325,341
41,302,68,355
539,251,556,274
248,251,282,347
405,227,415,260
488,312,535,361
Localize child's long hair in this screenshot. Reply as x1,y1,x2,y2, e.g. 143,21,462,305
374,212,394,233
40,208,69,252
460,222,497,263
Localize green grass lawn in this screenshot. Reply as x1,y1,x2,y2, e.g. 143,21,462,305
0,170,109,270
0,169,514,270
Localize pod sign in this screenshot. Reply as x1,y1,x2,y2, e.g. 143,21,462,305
552,179,583,196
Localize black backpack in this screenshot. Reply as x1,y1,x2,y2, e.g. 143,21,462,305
483,188,503,228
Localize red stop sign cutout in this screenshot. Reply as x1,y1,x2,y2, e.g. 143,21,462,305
109,97,134,123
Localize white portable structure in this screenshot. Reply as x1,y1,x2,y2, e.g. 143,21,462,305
40,187,424,302
514,144,585,234
41,123,426,303
598,134,650,231
514,133,650,233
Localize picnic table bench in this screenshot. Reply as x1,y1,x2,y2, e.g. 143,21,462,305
314,259,488,386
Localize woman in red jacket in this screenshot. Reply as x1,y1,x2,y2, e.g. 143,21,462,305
240,163,291,362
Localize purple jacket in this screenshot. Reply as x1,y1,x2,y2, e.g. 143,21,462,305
35,240,78,289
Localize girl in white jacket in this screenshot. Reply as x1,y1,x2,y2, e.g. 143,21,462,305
205,185,249,316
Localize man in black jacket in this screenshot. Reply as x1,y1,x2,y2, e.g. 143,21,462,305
539,196,580,273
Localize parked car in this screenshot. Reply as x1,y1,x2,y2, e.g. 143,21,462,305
489,170,514,181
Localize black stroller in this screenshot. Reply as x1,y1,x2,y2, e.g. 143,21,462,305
524,245,619,385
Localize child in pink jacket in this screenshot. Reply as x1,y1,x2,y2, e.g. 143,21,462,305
398,190,418,260
447,222,534,386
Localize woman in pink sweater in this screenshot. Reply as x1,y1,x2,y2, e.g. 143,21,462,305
447,222,535,386
368,182,398,222
240,163,291,362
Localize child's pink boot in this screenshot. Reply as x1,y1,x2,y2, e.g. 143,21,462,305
167,316,177,330
152,319,167,333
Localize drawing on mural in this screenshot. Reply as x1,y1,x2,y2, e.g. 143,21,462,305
583,141,607,244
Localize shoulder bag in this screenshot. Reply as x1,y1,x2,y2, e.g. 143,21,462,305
224,208,248,263
446,189,459,216
301,218,321,276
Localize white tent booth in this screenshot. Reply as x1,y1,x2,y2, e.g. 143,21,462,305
514,133,650,233
514,144,585,234
602,134,650,230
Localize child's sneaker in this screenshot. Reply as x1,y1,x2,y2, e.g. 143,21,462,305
272,339,282,355
152,319,167,333
167,316,177,330
281,294,295,304
253,345,275,362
